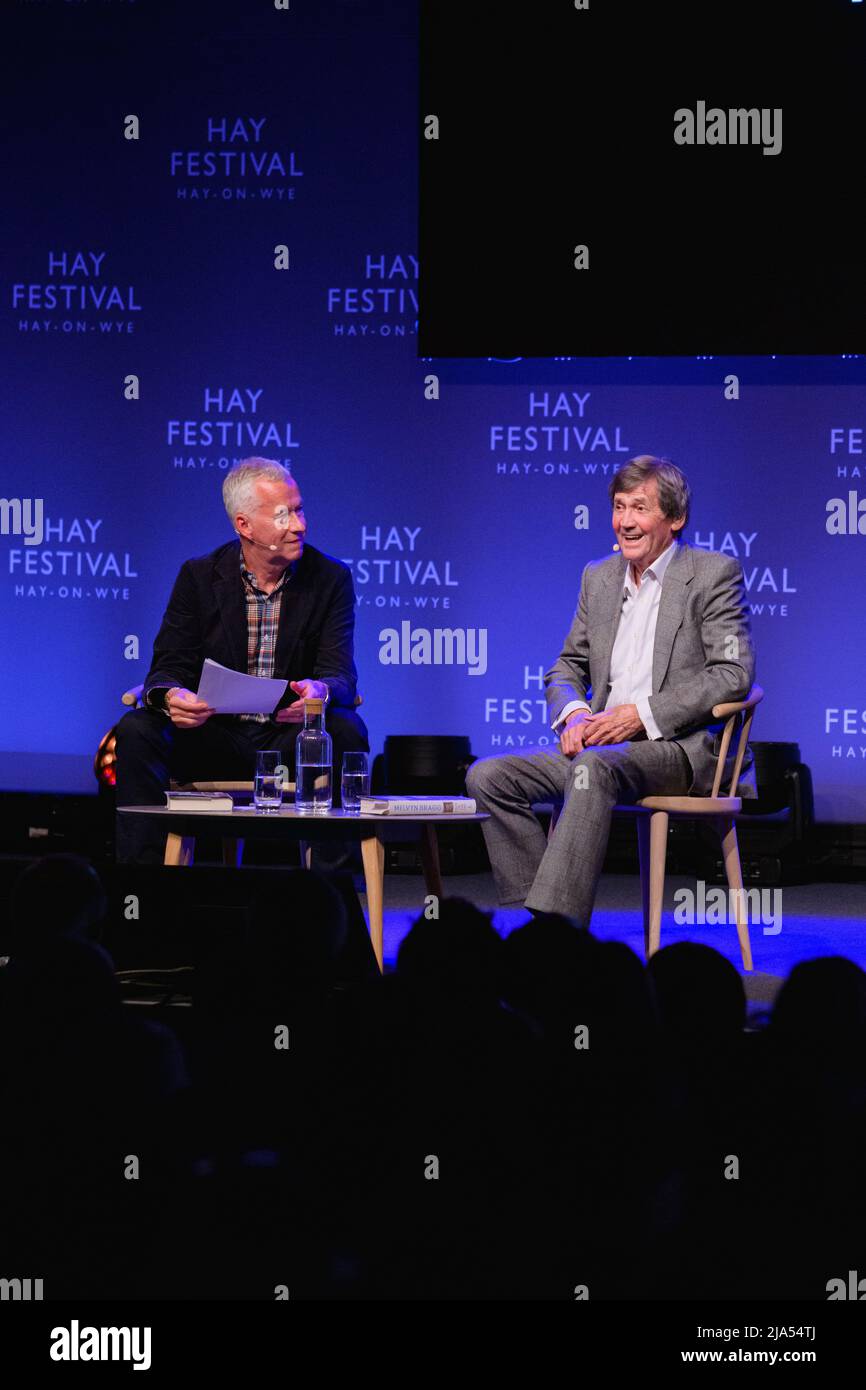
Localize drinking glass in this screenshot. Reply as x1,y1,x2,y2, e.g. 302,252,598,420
341,751,370,813
254,749,286,813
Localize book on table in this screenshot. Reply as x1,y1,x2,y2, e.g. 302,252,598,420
164,791,234,812
358,795,476,816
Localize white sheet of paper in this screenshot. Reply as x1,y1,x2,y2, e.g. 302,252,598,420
195,658,289,715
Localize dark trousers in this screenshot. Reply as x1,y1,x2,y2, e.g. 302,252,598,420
114,705,369,866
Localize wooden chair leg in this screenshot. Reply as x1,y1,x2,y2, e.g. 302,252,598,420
645,811,668,958
221,837,243,868
360,834,385,974
716,816,754,972
636,815,652,957
165,832,195,866
419,823,444,901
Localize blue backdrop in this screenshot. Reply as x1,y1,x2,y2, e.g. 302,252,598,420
2,1,864,824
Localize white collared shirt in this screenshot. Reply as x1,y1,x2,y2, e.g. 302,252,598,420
554,539,679,739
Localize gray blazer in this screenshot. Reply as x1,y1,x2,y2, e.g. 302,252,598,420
544,541,757,796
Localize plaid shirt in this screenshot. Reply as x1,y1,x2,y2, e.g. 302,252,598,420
237,554,295,723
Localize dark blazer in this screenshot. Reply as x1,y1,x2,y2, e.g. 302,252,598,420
143,538,359,713
544,541,757,796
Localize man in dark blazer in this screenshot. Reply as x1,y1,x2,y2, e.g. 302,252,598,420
114,458,368,864
467,456,756,924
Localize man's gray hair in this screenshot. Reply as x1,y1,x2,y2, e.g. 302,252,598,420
608,455,690,532
222,458,296,530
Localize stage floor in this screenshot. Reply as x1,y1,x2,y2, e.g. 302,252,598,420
358,871,866,1004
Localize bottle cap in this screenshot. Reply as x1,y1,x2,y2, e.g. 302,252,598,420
305,698,324,713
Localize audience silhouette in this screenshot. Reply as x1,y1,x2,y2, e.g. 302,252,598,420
1,856,863,1299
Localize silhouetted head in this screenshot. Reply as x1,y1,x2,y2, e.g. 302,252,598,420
1,934,119,1027
10,854,107,956
503,921,655,1064
587,939,659,1058
397,897,502,999
502,914,596,1025
770,956,866,1075
648,942,745,1051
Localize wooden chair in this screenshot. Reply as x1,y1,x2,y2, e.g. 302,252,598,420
548,687,764,971
120,683,363,868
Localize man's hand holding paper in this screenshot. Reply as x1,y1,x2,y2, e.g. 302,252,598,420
193,658,289,716
274,679,330,723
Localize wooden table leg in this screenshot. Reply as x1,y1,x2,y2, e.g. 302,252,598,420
165,832,195,866
360,833,385,973
419,822,444,901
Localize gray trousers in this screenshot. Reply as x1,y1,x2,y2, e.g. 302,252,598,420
465,739,692,925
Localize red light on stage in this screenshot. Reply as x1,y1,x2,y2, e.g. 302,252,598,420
94,728,118,788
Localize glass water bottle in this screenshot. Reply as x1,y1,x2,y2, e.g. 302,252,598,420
294,698,333,814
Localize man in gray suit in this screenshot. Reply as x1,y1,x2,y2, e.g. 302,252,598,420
466,456,756,924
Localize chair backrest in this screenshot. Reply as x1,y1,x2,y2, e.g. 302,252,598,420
710,686,764,798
